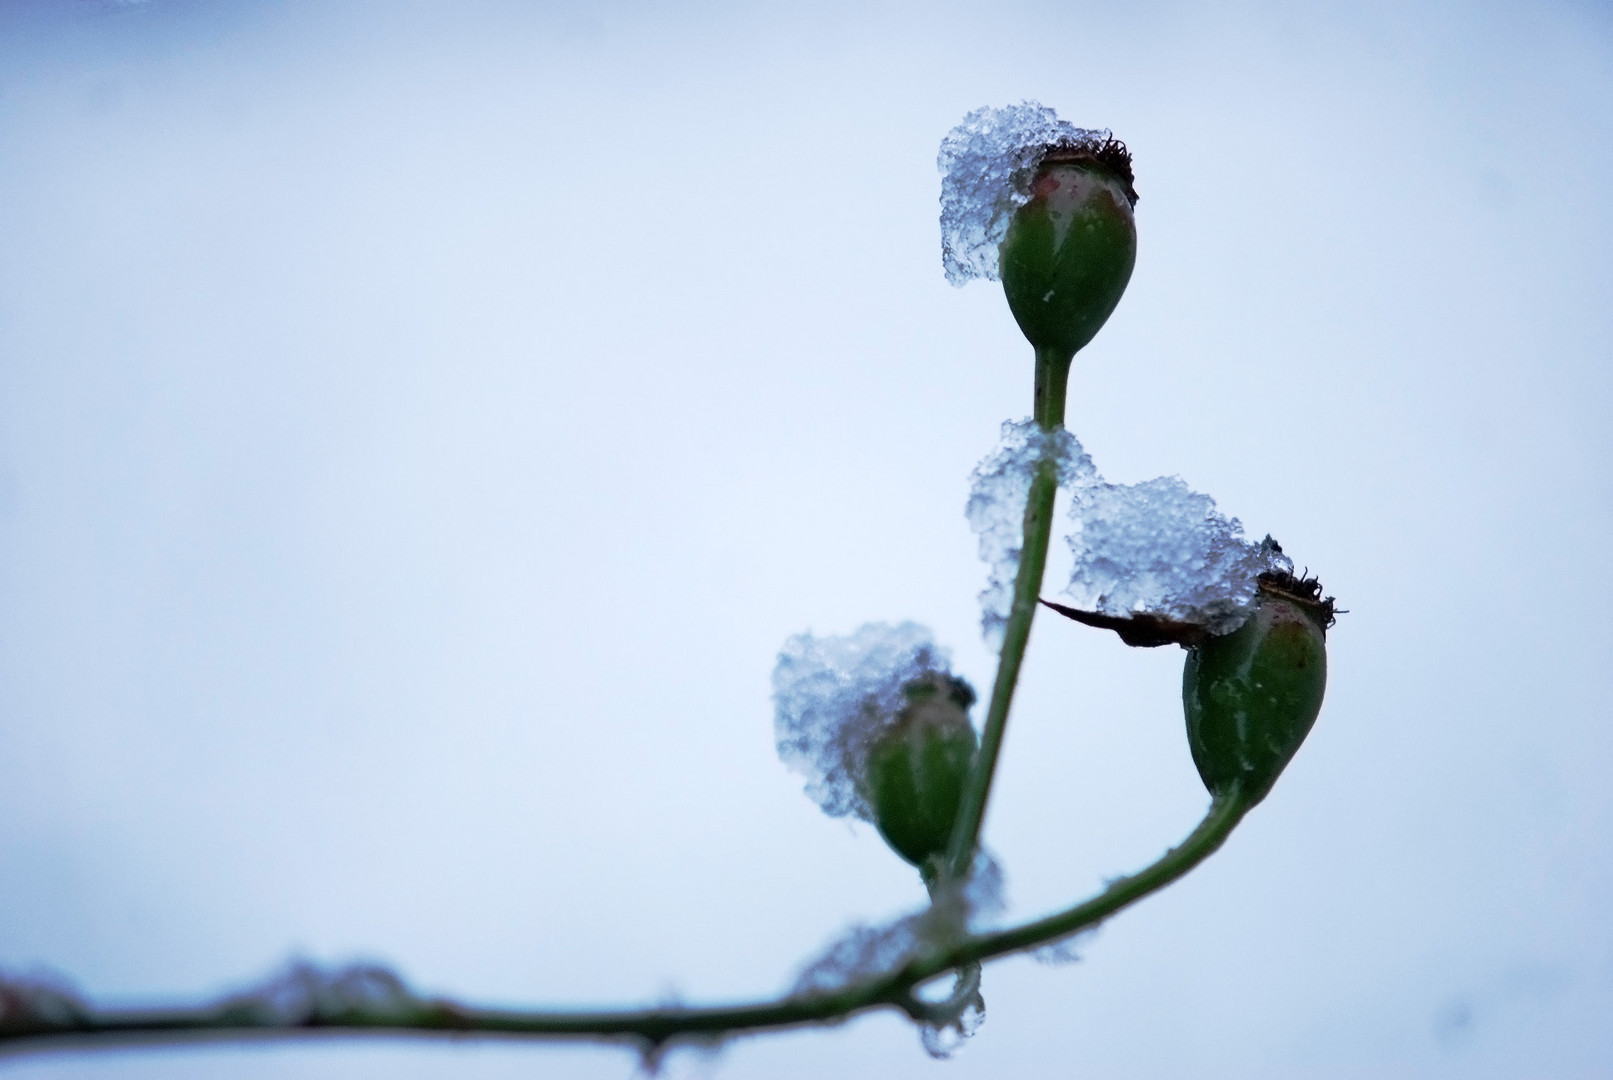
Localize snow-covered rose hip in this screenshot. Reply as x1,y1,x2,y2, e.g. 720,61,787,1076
1182,573,1334,805
860,674,979,877
998,142,1138,359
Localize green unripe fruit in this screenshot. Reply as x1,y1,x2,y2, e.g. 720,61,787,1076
999,146,1138,358
1182,577,1331,806
862,675,979,874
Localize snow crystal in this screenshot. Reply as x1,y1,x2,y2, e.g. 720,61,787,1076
791,916,928,996
947,848,1007,930
967,419,1095,645
939,102,1114,286
1065,477,1292,634
1031,926,1100,966
791,852,1004,996
219,960,419,1025
967,419,1292,639
773,623,969,821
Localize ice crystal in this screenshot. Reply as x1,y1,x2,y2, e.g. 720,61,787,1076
1066,477,1292,634
919,994,985,1059
773,622,969,821
791,916,929,996
791,852,1003,996
967,419,1095,645
1031,926,1100,966
939,102,1113,285
967,418,1293,638
219,960,420,1025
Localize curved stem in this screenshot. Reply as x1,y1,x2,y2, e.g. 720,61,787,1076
0,795,1248,1057
919,791,1248,976
0,343,1247,1061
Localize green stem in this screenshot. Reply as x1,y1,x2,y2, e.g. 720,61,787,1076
0,794,1247,1056
941,345,1074,881
1032,346,1073,429
921,790,1248,974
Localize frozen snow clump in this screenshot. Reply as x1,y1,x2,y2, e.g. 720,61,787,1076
220,961,420,1025
939,102,1113,285
966,418,1293,638
968,418,1095,645
952,847,1007,929
1031,926,1100,966
1065,476,1292,634
791,852,1004,997
792,915,928,996
774,622,966,821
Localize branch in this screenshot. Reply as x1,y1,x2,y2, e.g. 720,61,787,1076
0,792,1248,1058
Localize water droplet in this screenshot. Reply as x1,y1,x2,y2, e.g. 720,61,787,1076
918,993,985,1059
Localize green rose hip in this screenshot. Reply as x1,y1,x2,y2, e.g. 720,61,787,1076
861,674,979,876
1182,574,1334,805
999,142,1138,359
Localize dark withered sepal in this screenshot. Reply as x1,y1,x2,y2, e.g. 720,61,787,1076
1038,599,1211,648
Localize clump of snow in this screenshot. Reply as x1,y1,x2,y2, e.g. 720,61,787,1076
773,623,971,822
966,420,1291,638
791,852,1003,997
791,916,928,997
939,102,1113,285
1065,478,1292,634
966,419,1095,645
1031,926,1100,966
219,960,420,1025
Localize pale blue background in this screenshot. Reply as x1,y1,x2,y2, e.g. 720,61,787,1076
2,1,1610,1076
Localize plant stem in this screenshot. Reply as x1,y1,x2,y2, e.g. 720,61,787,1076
941,345,1074,881
1032,346,1073,429
920,790,1248,973
0,343,1258,1062
0,794,1247,1056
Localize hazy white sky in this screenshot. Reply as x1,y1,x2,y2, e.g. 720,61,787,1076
1,1,1610,1077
